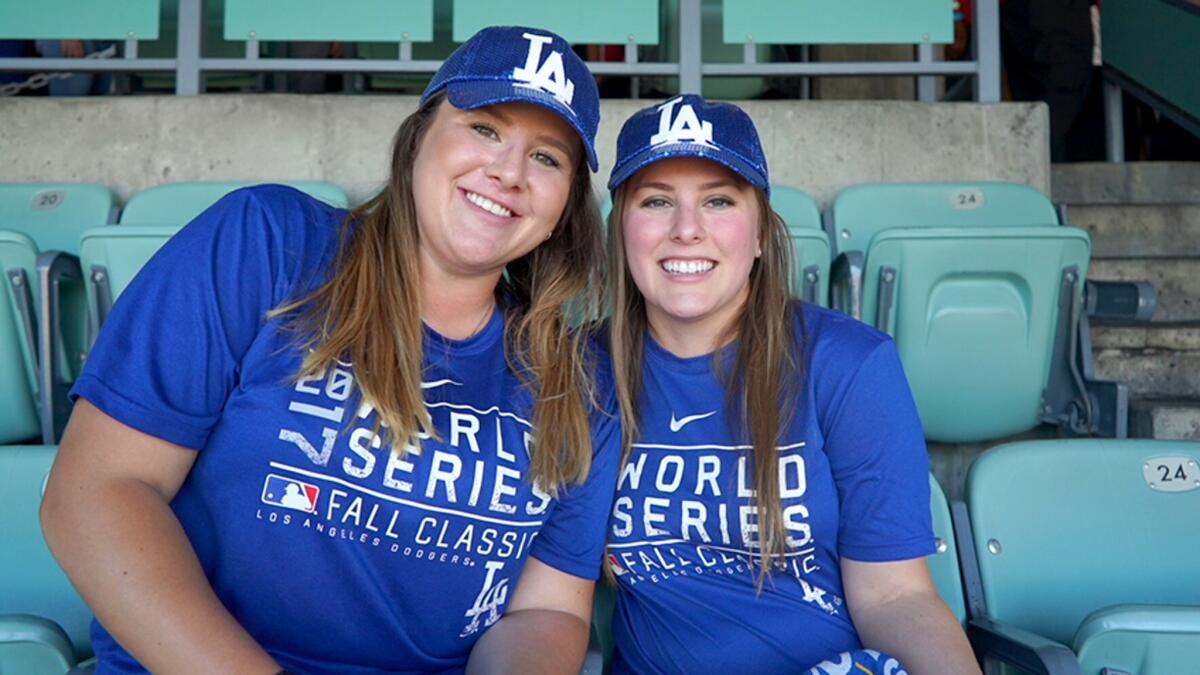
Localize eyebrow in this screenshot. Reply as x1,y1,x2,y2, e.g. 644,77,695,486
634,179,739,192
477,107,578,162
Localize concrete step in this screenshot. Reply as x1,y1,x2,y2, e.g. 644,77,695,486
1052,161,1200,205
1130,399,1200,440
1092,323,1200,400
1088,258,1200,322
1095,345,1200,399
1092,323,1200,351
1067,204,1200,258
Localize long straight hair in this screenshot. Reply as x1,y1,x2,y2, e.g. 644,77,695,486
271,93,606,492
607,184,804,583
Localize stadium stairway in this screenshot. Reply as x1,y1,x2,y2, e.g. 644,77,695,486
1054,161,1200,441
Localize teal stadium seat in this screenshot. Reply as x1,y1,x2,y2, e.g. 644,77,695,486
863,226,1090,442
82,182,348,341
829,182,1060,317
0,184,114,444
964,439,1200,675
770,184,829,306
829,182,1096,442
0,446,94,674
928,474,966,625
0,232,42,444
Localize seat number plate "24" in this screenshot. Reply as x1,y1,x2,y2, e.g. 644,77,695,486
1142,456,1199,492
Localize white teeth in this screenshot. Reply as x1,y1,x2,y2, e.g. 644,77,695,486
465,191,513,217
662,259,715,275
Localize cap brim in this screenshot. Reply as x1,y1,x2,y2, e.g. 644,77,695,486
607,143,769,195
445,81,598,172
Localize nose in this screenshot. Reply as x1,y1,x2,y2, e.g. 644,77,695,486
485,143,526,191
669,202,703,244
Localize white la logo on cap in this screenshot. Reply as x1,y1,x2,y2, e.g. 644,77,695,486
512,33,575,107
649,97,714,148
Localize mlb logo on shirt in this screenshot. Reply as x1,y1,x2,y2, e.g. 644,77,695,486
607,553,627,576
261,474,319,513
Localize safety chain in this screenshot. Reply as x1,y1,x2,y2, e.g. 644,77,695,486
0,44,119,97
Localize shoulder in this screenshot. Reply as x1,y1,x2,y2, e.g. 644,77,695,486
185,184,349,293
796,302,894,366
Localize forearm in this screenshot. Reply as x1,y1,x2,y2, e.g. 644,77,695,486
851,590,980,675
42,477,279,675
465,608,590,675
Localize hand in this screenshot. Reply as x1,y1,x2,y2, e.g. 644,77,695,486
61,40,85,58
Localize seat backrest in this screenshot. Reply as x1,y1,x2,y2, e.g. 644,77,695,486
0,445,94,664
119,181,348,226
452,0,659,44
0,1,159,40
223,0,433,42
862,226,1090,442
0,184,115,254
770,184,821,231
79,225,181,319
722,0,952,45
0,232,42,444
928,474,966,625
967,439,1200,646
830,182,1060,256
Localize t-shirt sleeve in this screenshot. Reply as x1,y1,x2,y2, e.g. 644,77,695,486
70,189,286,450
821,339,934,562
528,361,621,580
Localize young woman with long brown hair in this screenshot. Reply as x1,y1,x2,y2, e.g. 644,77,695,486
603,95,979,674
41,26,618,674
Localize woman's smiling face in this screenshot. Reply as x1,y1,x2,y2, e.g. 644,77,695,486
411,99,580,284
621,156,761,349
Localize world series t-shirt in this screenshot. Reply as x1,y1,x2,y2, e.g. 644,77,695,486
608,305,933,674
71,185,620,674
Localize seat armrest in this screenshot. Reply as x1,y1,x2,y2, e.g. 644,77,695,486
0,613,77,671
968,616,1082,675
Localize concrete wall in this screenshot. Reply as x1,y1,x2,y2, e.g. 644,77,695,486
0,95,1050,207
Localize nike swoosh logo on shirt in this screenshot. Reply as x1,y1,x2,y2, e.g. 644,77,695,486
421,379,462,389
669,410,716,432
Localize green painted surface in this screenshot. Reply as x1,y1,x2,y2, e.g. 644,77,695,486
0,445,94,663
224,0,433,42
80,225,181,307
0,1,159,40
453,0,659,44
1075,605,1200,675
968,440,1200,648
830,182,1060,257
723,0,953,45
861,227,1090,442
0,233,40,443
0,183,114,255
1104,0,1200,122
928,474,966,625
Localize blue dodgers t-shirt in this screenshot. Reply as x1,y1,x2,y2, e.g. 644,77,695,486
607,305,934,675
71,185,620,674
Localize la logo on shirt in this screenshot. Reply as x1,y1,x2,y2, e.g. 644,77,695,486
512,32,575,106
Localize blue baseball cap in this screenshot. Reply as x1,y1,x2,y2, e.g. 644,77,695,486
422,25,600,171
608,94,769,195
